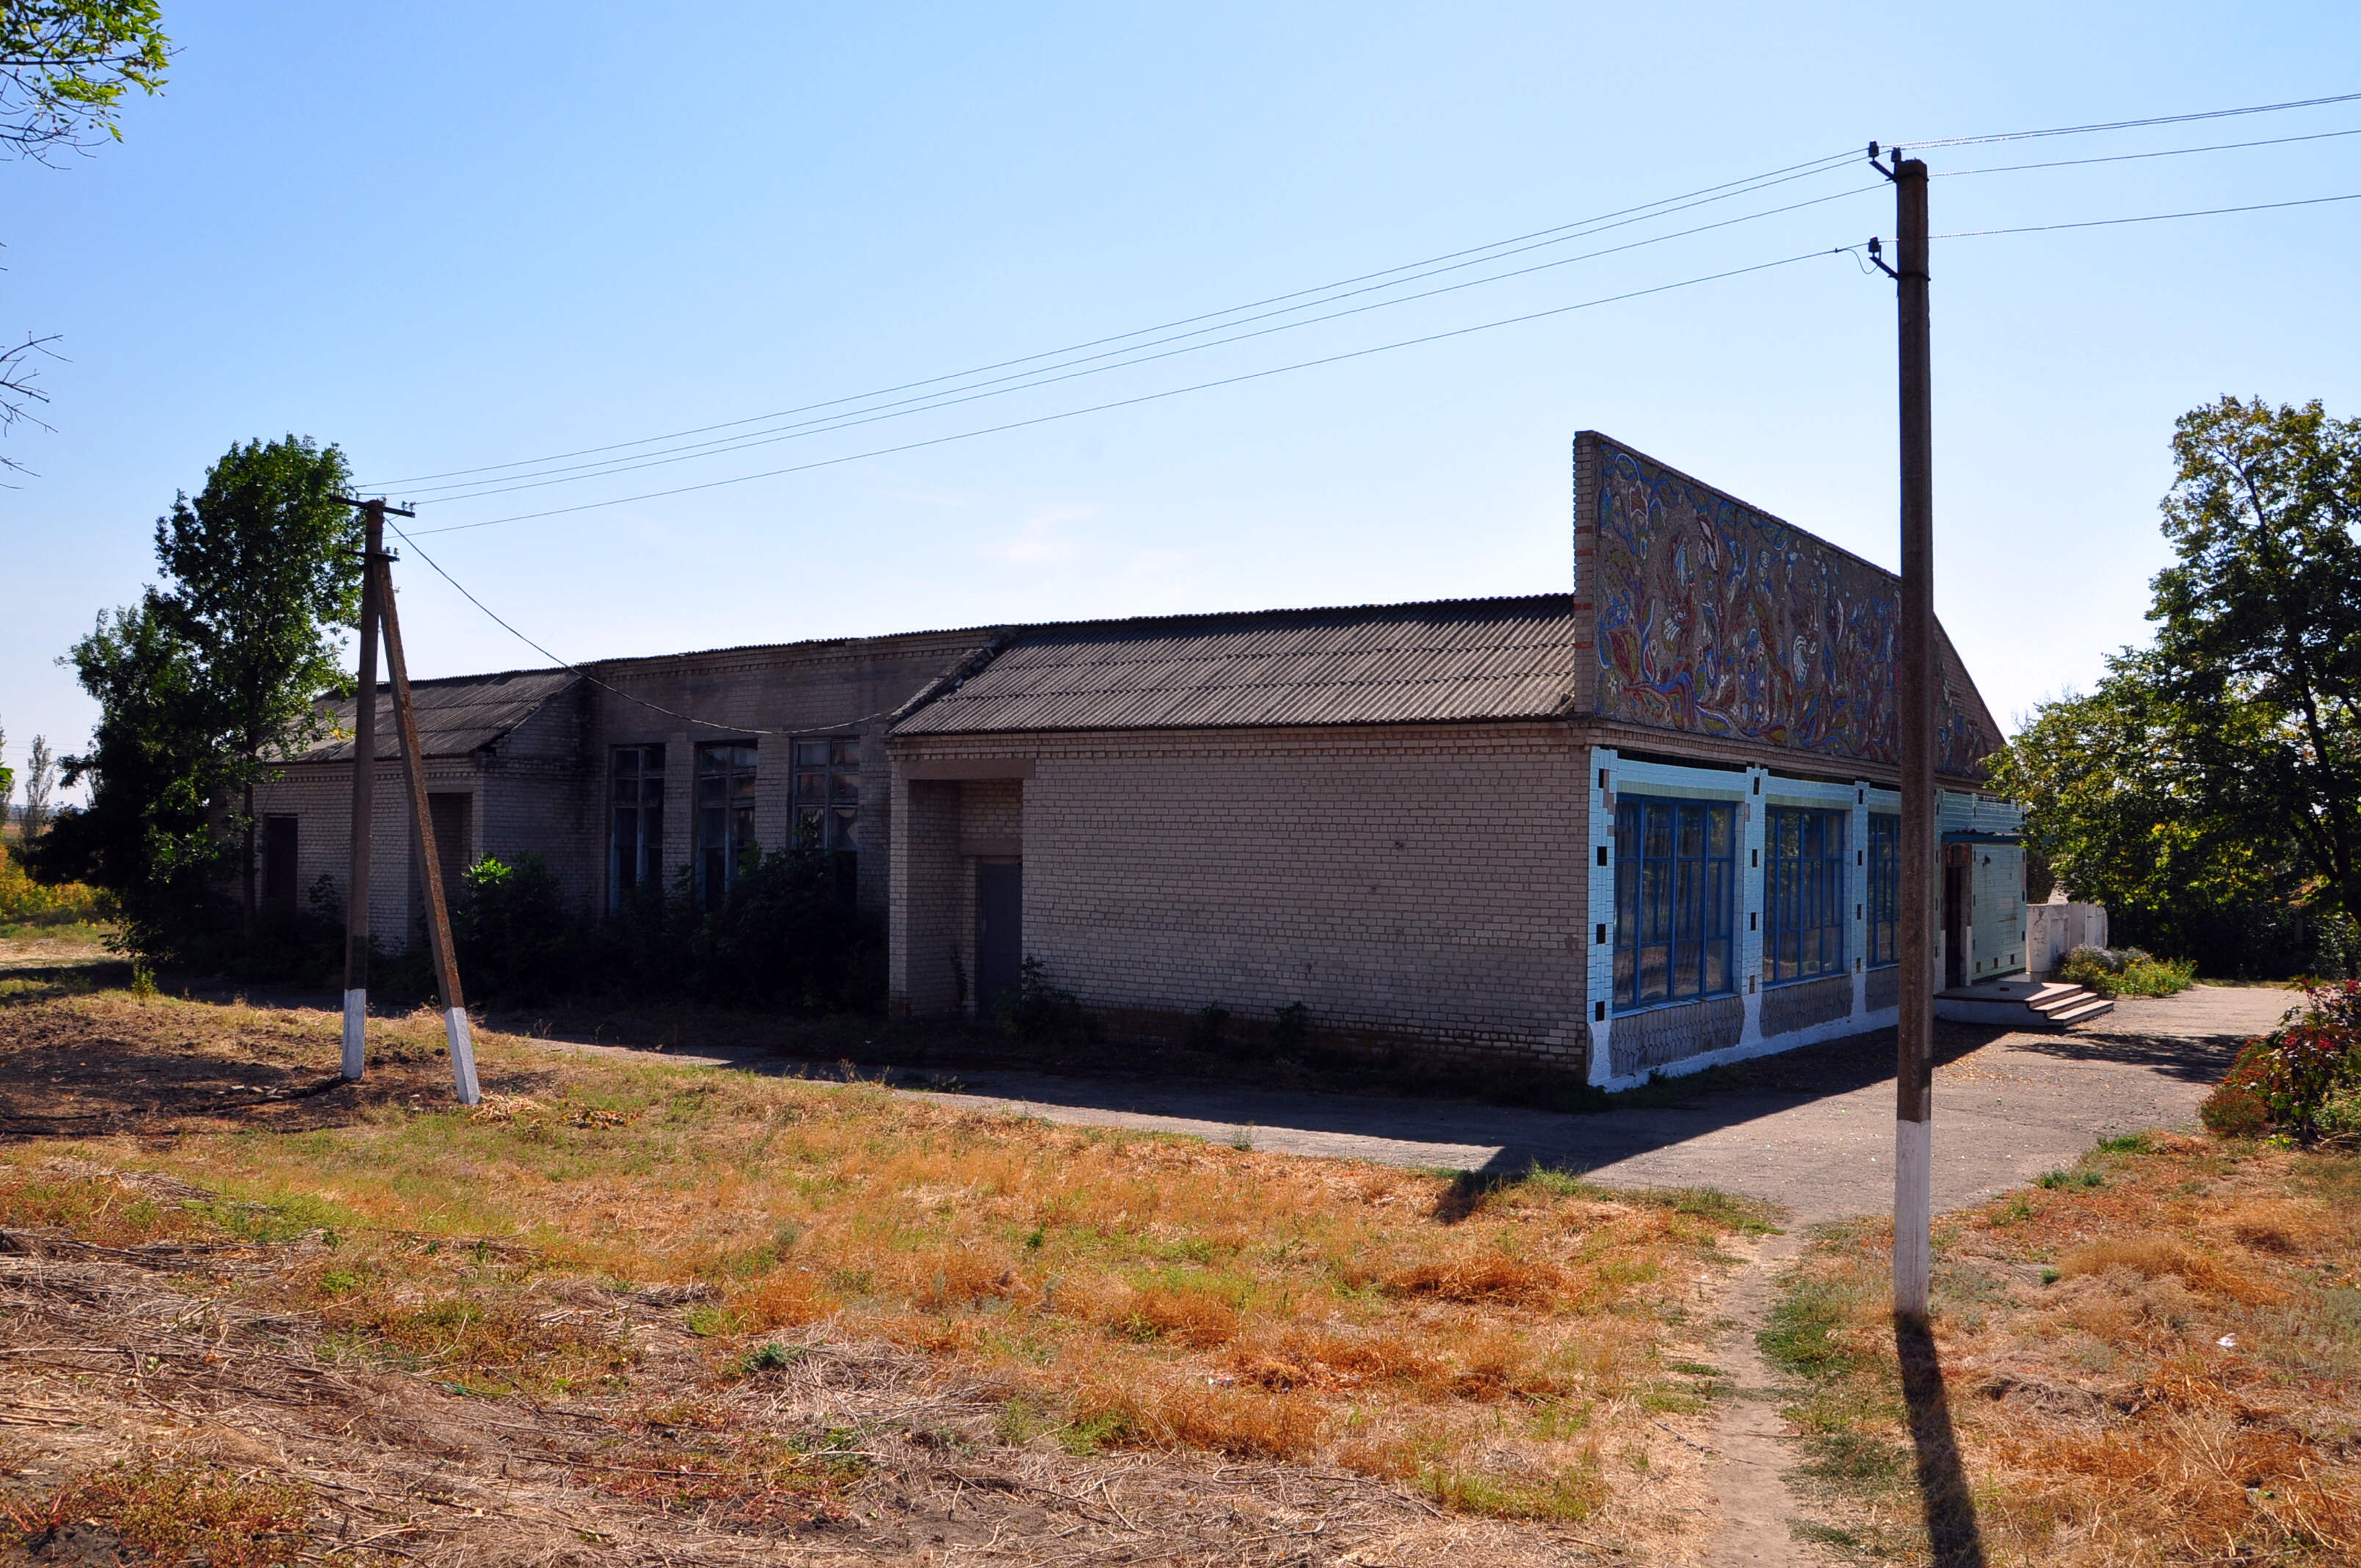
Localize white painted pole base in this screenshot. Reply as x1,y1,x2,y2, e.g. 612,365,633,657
341,990,367,1081
445,1008,480,1106
1894,1115,1932,1321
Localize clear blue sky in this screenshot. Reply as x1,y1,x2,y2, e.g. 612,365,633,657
5,2,2358,794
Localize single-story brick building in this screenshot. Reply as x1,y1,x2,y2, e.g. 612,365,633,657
254,431,2024,1086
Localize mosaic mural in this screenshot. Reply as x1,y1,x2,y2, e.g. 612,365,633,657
1587,439,1997,777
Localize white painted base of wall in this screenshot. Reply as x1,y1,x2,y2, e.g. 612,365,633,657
1591,1003,1899,1093
341,990,366,1081
1894,1114,1932,1318
444,1008,480,1105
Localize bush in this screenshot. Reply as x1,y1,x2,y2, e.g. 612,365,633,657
2058,945,2196,998
998,955,1087,1043
0,842,113,931
2202,979,2361,1139
449,854,583,1003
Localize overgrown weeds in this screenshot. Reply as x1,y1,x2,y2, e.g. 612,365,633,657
0,985,1761,1550
1764,1130,2361,1564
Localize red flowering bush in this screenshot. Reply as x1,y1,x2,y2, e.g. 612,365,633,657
2200,980,2361,1139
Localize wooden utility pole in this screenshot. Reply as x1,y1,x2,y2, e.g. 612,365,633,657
372,544,482,1106
341,501,386,1081
1890,151,1936,1321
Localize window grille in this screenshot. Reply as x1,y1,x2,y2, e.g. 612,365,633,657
609,744,664,910
1867,812,1900,969
1765,806,1849,985
695,741,758,910
1613,796,1737,1012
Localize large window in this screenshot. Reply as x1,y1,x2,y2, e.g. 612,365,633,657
1765,807,1849,985
791,737,860,852
1867,812,1900,969
696,741,758,910
1613,796,1737,1012
609,744,664,909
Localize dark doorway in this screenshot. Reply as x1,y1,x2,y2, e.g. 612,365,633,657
428,793,472,901
1942,846,1968,990
975,861,1023,1023
263,816,299,907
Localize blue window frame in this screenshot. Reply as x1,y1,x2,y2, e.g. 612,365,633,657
1765,806,1849,984
1867,813,1900,969
1613,796,1736,1012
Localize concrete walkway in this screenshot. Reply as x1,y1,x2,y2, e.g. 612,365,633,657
570,984,2289,1225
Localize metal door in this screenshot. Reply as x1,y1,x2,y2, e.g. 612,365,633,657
975,862,1023,1023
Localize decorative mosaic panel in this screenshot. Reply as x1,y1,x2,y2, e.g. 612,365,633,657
1587,438,1998,777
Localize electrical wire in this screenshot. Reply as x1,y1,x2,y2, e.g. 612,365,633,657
1901,88,2361,148
1932,123,2361,177
360,148,1864,490
383,518,899,736
1921,189,2361,242
398,183,1882,507
408,244,1848,537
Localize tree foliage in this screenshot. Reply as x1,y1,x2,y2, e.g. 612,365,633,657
1990,396,2361,976
1,0,170,163
42,436,361,957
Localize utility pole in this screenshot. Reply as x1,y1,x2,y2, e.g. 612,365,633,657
1870,145,1936,1322
374,548,481,1104
333,501,481,1106
340,500,388,1081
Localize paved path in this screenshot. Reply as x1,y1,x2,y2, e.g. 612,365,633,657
565,984,2290,1224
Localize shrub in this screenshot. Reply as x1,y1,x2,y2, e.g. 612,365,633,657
2058,945,2196,998
2202,979,2361,1139
998,955,1087,1042
450,854,584,1003
0,843,112,930
1271,1001,1310,1058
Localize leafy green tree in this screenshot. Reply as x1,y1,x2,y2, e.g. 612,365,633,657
1,0,170,162
41,596,226,954
20,735,56,842
43,437,360,955
1992,396,2361,975
150,436,360,926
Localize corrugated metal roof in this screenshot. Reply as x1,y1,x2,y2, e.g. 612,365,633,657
891,596,1580,736
292,667,577,761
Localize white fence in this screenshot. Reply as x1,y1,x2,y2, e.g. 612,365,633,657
2026,901,2109,976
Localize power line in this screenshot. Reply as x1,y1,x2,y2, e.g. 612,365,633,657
1902,87,2361,148
399,183,1882,507
384,519,888,736
360,148,1864,491
410,244,1848,537
1934,123,2361,177
1923,189,2361,242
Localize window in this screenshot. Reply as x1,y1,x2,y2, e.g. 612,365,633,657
610,744,664,909
791,737,860,852
1867,812,1899,969
1764,807,1849,985
696,742,758,910
1613,797,1736,1012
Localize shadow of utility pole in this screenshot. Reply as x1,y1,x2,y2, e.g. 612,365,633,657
1895,1315,1987,1567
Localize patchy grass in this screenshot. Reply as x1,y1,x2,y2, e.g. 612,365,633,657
0,986,1770,1560
1765,1130,2361,1564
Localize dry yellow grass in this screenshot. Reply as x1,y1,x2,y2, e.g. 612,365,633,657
0,987,1771,1561
1766,1131,2361,1565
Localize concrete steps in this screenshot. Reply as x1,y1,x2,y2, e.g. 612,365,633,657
1934,979,2114,1029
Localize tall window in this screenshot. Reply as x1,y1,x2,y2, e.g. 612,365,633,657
696,741,758,910
1614,797,1737,1012
791,737,860,852
1867,812,1900,969
1765,807,1849,984
610,744,664,909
